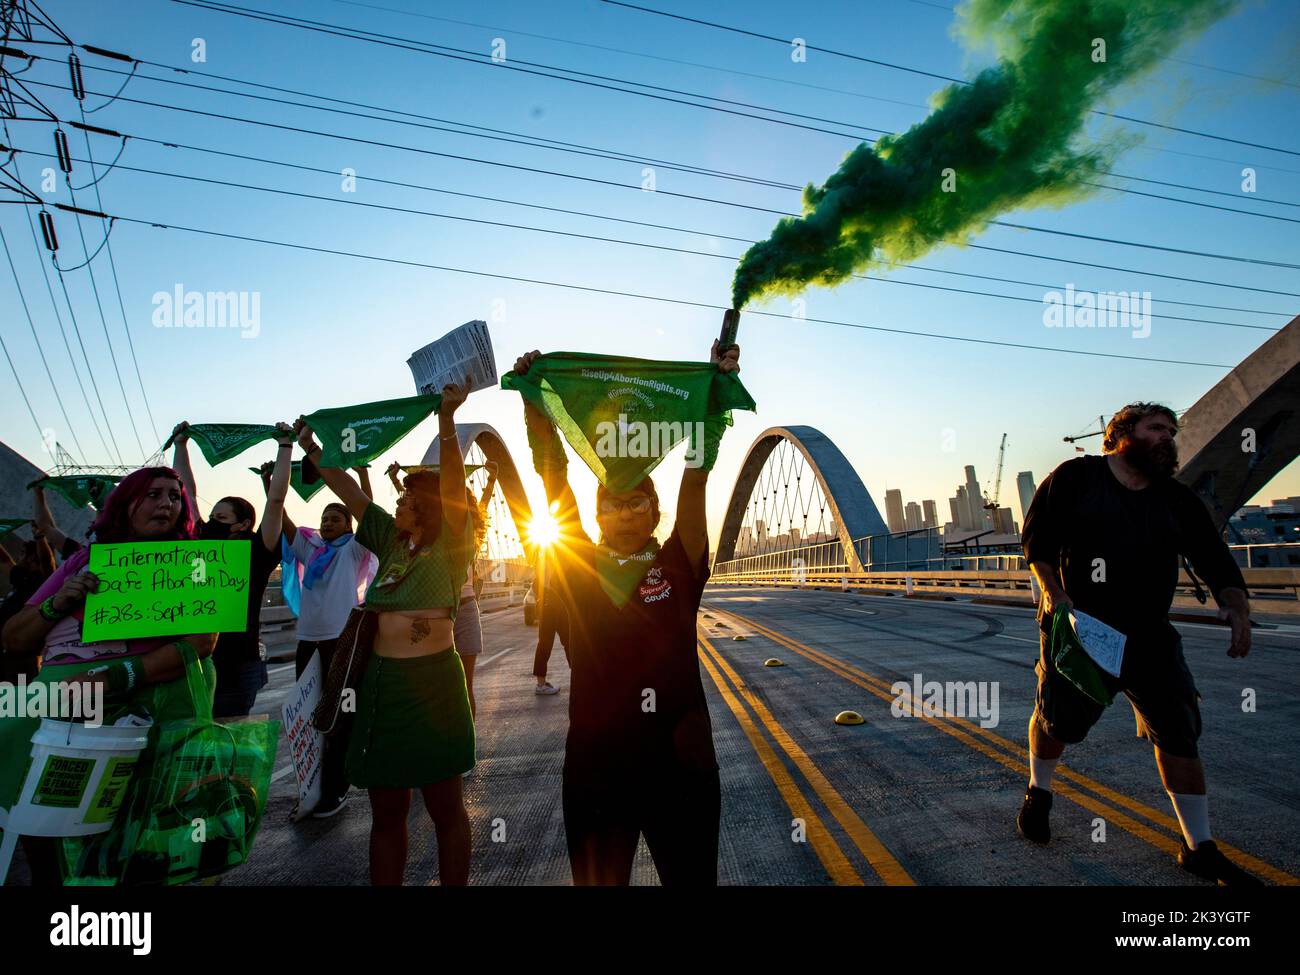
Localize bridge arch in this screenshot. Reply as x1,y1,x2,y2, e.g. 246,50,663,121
421,421,537,568
1177,313,1300,532
715,425,888,571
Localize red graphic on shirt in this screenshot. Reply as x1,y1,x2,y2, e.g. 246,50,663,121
639,565,672,603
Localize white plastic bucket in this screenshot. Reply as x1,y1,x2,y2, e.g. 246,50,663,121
1,716,152,835
0,716,153,881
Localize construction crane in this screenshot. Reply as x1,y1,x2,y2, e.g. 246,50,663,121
984,433,1007,511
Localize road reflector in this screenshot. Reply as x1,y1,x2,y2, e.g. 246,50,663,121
834,710,865,725
733,635,747,641
763,657,784,667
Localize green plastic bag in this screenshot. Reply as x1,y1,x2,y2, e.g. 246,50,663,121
1050,607,1117,707
63,646,280,886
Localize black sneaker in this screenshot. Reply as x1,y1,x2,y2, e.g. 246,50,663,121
1177,840,1264,886
311,794,348,819
1017,786,1052,844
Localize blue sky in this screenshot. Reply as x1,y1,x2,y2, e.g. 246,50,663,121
3,0,1298,545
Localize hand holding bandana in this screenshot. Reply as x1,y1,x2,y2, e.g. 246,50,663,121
502,352,756,492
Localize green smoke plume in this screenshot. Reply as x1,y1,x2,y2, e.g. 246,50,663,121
731,0,1235,309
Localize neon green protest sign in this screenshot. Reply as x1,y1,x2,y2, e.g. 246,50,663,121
82,540,252,642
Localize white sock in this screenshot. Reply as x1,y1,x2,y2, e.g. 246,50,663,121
1168,792,1211,848
1029,753,1057,792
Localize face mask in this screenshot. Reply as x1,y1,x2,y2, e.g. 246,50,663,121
201,520,233,541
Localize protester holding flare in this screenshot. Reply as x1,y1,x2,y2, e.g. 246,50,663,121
511,339,741,886
300,375,476,886
0,466,219,885
170,420,294,718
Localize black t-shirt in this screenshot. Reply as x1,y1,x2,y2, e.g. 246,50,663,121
210,530,280,677
551,525,717,782
1,565,46,639
1022,456,1245,638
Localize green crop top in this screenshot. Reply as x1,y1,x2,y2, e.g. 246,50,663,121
356,501,473,615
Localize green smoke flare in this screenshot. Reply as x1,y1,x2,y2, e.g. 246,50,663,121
731,0,1235,309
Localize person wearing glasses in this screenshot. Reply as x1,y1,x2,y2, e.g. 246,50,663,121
511,340,740,886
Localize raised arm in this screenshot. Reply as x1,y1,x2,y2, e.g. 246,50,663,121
294,419,372,523
258,423,295,552
437,373,471,536
676,339,740,567
170,421,199,507
356,465,375,501
514,351,583,541
385,461,404,495
32,486,69,551
259,461,297,543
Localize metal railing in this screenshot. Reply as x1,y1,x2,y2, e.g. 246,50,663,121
711,532,1300,613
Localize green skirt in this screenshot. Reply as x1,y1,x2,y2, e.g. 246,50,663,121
345,649,476,788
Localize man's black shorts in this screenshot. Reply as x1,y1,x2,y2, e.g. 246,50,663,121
1033,622,1202,758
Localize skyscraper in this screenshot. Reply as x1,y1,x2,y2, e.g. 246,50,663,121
964,465,991,530
885,488,905,534
905,501,922,531
922,500,938,529
1016,471,1038,526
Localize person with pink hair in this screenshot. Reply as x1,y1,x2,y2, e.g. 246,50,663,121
0,466,220,885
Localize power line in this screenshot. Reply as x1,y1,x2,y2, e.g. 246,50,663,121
79,59,798,192
52,259,125,464
0,223,87,460
167,0,881,142
904,0,1300,92
63,168,149,458
0,312,47,446
70,58,1300,227
5,139,116,460
76,106,162,444
169,0,1300,177
20,144,1283,334
91,208,1241,369
327,0,937,113
600,0,1300,157
26,76,1300,274
65,131,1294,316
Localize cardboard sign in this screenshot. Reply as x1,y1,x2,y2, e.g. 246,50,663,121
281,651,323,818
82,540,252,642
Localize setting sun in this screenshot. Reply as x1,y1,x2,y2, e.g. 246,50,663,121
526,502,561,548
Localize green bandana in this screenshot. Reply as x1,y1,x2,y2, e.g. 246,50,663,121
501,353,756,492
595,537,661,609
27,474,121,509
248,463,326,502
183,423,280,465
0,519,29,539
306,394,441,468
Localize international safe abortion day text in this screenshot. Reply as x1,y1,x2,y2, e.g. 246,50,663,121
82,540,252,642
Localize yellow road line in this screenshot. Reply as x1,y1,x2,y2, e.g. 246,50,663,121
696,643,864,886
710,605,1299,886
699,631,915,886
